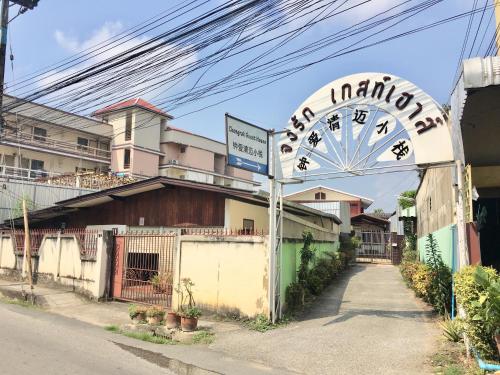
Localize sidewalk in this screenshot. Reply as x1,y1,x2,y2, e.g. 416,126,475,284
0,279,130,327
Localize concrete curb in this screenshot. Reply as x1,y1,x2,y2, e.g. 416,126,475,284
0,283,47,307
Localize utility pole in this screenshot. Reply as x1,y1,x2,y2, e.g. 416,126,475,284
22,199,34,297
0,0,9,133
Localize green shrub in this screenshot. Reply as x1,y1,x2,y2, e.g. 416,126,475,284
306,273,323,296
412,262,432,300
400,259,419,286
285,282,305,310
298,231,315,286
455,265,499,360
313,259,333,286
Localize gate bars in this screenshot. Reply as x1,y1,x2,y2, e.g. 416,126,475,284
117,232,177,307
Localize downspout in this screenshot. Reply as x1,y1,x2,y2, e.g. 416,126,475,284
450,224,456,320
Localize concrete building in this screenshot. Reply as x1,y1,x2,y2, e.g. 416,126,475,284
284,185,374,234
416,56,500,270
1,96,257,191
93,98,257,190
1,95,112,179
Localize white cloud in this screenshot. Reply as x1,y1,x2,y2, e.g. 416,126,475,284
36,21,197,113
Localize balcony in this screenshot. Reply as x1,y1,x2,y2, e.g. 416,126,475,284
0,164,60,181
0,129,111,163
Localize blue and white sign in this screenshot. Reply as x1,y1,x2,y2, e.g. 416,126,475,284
226,114,269,176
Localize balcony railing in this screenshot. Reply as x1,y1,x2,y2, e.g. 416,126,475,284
1,129,111,161
0,165,60,181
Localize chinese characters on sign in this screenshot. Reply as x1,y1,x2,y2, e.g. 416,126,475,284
226,114,269,175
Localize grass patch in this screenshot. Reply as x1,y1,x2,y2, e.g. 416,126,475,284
430,339,484,375
0,296,39,309
243,314,290,332
122,331,175,345
104,325,176,345
104,324,120,332
192,330,215,345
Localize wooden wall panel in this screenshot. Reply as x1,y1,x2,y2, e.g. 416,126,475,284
53,187,226,228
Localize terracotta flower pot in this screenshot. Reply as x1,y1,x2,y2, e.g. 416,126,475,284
133,312,146,323
181,316,198,332
147,315,163,325
165,312,180,329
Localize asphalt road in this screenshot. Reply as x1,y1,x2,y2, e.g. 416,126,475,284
0,302,178,375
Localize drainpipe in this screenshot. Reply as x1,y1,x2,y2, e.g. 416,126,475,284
450,225,455,320
473,348,500,372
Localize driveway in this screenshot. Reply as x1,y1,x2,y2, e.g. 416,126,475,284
210,264,439,375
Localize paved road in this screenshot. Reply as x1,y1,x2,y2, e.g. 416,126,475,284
0,302,177,375
0,299,290,375
210,264,439,375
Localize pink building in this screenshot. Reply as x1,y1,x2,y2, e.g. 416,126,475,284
93,98,257,190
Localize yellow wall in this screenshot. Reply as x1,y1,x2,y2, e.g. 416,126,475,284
416,166,456,237
175,236,268,317
225,199,268,231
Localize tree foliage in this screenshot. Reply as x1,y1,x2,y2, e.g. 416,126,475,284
398,190,416,210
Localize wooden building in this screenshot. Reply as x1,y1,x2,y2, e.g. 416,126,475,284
8,177,341,233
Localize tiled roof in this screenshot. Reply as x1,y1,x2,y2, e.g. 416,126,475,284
93,98,171,117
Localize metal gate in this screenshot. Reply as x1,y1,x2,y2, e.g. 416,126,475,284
112,232,177,307
357,231,396,263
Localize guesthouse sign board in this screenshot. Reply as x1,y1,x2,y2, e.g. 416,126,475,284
226,114,269,176
278,73,455,180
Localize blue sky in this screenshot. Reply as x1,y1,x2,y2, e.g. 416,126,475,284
4,0,493,211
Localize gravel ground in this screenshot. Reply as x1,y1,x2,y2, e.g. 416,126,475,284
209,263,440,375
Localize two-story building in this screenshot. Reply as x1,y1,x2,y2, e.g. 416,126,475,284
92,98,256,190
1,95,112,179
0,96,257,191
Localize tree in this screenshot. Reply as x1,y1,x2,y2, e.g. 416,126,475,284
398,190,416,210
372,208,384,214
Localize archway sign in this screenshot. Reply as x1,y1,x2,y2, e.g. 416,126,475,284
278,72,455,180
268,73,457,323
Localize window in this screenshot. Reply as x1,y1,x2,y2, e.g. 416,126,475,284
33,127,47,141
124,149,131,169
125,112,132,141
30,159,44,170
315,192,326,200
77,137,89,150
30,159,45,178
242,219,255,234
180,145,186,153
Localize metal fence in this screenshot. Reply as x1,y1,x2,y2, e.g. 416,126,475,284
113,232,177,307
181,227,266,236
357,231,395,263
8,228,99,260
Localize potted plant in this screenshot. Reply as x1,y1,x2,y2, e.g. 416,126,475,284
146,305,165,325
128,304,147,323
181,307,202,332
176,278,202,332
165,310,181,329
150,272,173,294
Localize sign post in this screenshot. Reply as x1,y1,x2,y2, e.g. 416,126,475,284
225,114,269,176
225,114,281,322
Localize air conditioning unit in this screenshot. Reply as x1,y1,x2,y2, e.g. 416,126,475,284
168,159,179,165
